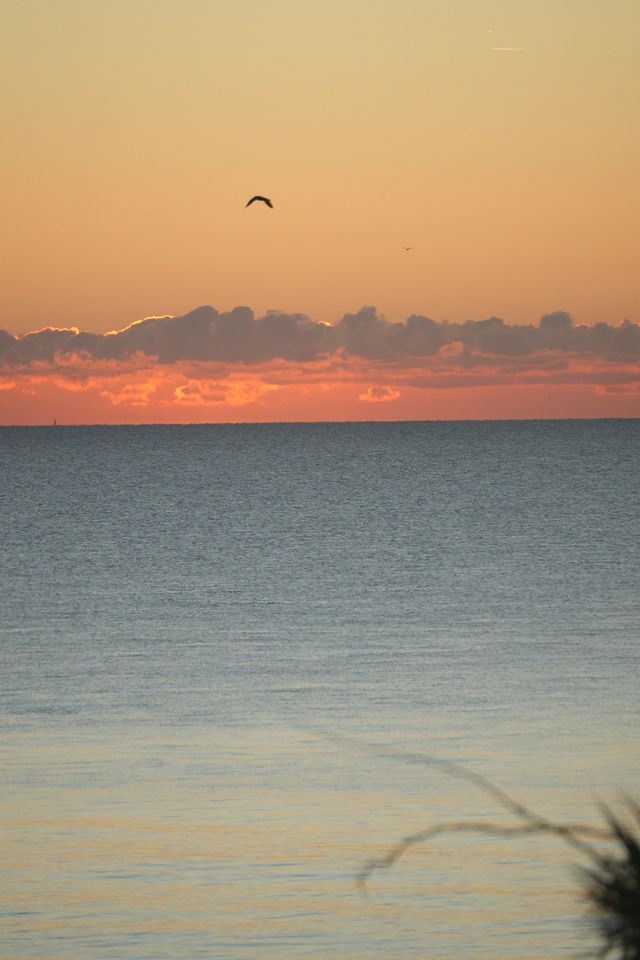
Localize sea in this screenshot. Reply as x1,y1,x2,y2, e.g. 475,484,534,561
1,419,639,960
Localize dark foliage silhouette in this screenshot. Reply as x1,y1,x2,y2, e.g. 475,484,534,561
583,804,640,959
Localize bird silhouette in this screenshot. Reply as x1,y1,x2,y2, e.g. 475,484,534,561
246,195,273,208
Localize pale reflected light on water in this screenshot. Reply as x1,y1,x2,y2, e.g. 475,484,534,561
3,724,637,959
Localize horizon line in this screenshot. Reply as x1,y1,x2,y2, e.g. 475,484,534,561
2,415,638,428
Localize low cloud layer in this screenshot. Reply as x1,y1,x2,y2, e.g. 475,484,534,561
1,306,639,412
2,305,639,367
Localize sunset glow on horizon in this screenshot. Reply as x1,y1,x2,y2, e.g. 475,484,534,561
1,305,638,424
2,0,639,424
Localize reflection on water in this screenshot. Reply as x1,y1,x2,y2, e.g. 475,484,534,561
2,724,635,959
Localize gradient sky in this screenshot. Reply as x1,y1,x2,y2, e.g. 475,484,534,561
2,0,639,423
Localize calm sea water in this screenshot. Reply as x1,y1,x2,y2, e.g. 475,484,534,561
1,419,639,960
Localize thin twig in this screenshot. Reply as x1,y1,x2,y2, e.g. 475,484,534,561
307,730,613,888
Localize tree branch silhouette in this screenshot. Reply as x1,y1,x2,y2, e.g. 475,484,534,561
310,729,640,958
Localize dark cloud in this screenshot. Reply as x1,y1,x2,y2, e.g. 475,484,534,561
337,307,446,358
1,305,639,373
0,306,338,367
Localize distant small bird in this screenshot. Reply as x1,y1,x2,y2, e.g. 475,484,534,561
246,195,273,208
403,246,413,251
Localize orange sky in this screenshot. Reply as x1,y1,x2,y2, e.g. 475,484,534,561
1,1,639,423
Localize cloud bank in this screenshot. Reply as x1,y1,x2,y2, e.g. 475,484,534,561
2,305,639,366
1,306,639,414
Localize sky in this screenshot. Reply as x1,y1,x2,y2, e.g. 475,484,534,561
1,0,639,423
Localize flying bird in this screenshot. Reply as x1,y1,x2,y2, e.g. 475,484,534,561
246,195,273,208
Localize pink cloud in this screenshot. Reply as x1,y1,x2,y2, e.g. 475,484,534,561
358,384,401,403
174,378,278,407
